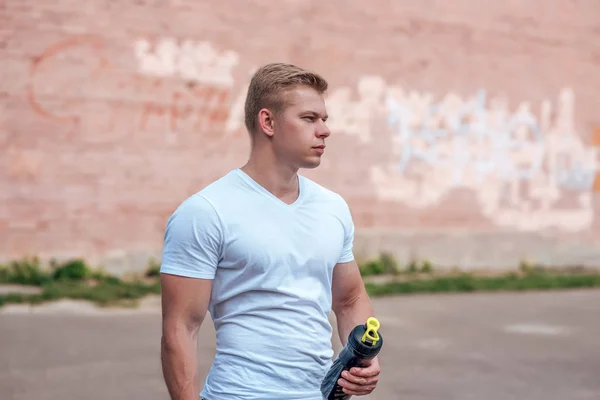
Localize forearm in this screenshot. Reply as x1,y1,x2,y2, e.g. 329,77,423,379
161,325,200,400
335,288,375,346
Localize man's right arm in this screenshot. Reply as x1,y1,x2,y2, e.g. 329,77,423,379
158,195,224,400
160,273,212,400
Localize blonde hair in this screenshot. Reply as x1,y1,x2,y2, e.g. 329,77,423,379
244,63,328,135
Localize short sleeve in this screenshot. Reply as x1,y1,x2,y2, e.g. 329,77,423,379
337,198,355,264
160,195,223,279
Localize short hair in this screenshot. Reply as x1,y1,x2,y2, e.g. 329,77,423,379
244,63,329,135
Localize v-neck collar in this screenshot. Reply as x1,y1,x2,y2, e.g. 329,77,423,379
235,168,305,209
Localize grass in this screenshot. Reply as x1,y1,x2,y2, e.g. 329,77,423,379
0,256,161,308
1,255,599,308
364,271,600,297
358,253,436,276
359,254,600,296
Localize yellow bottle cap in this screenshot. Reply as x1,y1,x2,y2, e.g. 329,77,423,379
361,317,381,346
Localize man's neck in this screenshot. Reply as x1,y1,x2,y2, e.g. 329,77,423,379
241,149,300,202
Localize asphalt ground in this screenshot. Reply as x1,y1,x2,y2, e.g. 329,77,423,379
1,289,599,400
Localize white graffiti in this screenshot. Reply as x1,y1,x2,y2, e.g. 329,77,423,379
133,38,239,87
385,86,598,191
224,66,258,134
387,89,545,184
325,76,388,143
370,165,594,232
331,76,600,232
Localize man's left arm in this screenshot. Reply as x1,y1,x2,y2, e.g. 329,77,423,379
331,259,381,397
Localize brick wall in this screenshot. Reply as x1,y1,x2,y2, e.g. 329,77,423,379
2,1,600,273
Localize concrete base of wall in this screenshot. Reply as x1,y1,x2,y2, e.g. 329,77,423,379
3,230,599,276
354,229,600,271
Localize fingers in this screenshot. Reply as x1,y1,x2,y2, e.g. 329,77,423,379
337,369,380,396
350,363,380,378
337,376,377,396
342,369,379,386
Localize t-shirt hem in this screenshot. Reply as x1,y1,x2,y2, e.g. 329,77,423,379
160,266,215,279
337,255,355,264
200,389,324,400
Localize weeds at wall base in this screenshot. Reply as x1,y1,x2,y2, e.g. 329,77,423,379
364,271,600,297
358,253,437,276
1,255,600,308
0,256,161,308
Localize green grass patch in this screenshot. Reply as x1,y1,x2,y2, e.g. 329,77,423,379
365,270,600,297
39,279,162,306
1,255,600,308
358,253,436,276
0,256,162,308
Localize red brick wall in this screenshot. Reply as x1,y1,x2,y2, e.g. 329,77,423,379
2,1,600,272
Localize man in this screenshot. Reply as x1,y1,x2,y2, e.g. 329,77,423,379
160,63,381,400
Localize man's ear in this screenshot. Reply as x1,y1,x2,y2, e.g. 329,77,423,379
257,109,275,137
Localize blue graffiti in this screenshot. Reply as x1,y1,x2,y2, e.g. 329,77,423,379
387,89,546,187
555,163,596,191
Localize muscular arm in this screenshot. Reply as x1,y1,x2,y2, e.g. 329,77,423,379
331,260,375,345
160,273,212,400
331,260,382,396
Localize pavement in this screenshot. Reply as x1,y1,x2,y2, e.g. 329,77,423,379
0,284,43,295
1,289,599,400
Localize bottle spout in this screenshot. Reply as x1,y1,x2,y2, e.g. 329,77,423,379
361,317,381,346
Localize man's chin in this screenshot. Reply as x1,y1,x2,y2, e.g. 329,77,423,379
299,159,322,169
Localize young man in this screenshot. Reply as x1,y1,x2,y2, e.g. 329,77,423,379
159,63,381,400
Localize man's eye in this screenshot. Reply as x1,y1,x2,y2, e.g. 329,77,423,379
303,116,315,121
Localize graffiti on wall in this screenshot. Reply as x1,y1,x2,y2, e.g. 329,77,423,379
26,38,599,232
594,128,600,192
327,76,599,232
28,36,237,137
325,76,387,143
133,38,239,87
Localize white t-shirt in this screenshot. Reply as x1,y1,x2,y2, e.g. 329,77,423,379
160,168,355,400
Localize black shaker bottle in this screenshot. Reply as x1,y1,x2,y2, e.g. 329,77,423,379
320,317,383,399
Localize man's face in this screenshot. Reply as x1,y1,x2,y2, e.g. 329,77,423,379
270,86,331,169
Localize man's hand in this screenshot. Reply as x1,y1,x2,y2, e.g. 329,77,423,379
337,356,381,396
331,260,382,396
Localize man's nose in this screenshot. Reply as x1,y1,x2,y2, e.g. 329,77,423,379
316,120,331,138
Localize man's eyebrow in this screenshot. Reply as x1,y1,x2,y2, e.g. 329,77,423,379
301,110,329,119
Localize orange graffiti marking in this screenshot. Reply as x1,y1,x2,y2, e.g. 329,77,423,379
139,102,170,131
28,35,108,125
139,83,231,132
29,36,233,136
171,91,195,130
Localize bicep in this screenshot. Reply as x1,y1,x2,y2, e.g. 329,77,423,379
331,260,366,312
161,273,212,331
